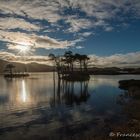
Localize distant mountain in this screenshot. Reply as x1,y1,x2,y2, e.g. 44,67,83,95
0,59,53,73
88,67,140,75
0,59,9,73
0,59,140,74
26,62,53,72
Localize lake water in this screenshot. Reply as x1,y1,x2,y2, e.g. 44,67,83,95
0,73,140,140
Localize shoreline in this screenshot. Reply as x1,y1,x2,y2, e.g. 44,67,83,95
1,72,140,75
108,79,140,139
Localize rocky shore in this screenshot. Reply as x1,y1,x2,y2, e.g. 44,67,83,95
110,79,140,139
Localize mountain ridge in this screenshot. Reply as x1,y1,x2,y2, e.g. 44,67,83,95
0,59,140,74
0,59,53,73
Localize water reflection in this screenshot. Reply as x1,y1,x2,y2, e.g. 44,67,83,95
20,80,29,103
16,79,31,105
0,74,140,140
50,79,90,107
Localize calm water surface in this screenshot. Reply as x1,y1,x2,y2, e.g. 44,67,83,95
0,73,140,140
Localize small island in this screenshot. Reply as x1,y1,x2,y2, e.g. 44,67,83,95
119,79,140,90
4,63,30,78
49,51,90,81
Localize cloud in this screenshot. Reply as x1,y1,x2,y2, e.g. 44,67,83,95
34,35,70,49
0,51,17,61
0,51,51,64
0,30,70,50
62,0,140,32
78,32,94,37
89,52,140,67
104,26,114,32
75,46,84,49
0,0,140,32
0,0,140,50
65,16,93,32
0,17,40,31
0,0,63,22
69,38,85,47
1,51,140,68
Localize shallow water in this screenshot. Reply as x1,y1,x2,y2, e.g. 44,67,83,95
0,73,140,140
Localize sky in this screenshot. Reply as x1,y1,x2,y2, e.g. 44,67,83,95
0,0,140,67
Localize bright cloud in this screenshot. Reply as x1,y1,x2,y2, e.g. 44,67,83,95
0,0,140,65
0,51,140,67
89,52,140,67
0,0,140,33
0,30,70,50
0,17,40,31
0,51,51,64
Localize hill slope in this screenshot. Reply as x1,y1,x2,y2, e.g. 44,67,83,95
0,59,53,73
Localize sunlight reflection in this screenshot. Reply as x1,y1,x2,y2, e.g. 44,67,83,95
19,79,31,104
21,80,27,102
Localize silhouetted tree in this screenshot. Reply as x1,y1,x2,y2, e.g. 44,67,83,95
5,63,15,76
64,51,74,72
49,51,90,80
49,53,62,79
81,55,90,71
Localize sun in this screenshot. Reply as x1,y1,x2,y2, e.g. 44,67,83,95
15,42,31,55
19,45,30,53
